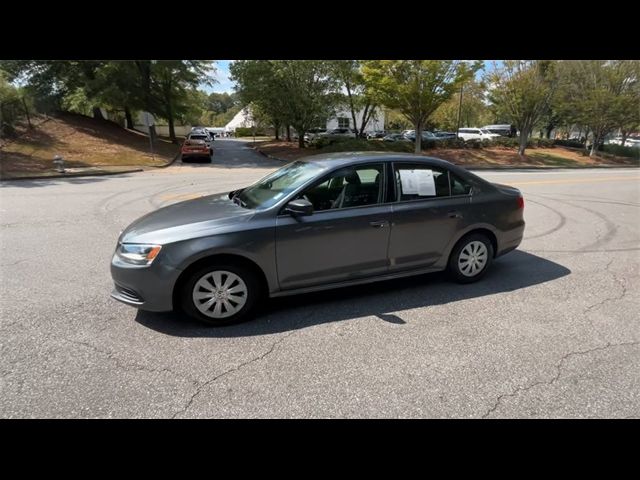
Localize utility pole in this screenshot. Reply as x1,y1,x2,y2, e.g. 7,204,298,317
456,82,464,139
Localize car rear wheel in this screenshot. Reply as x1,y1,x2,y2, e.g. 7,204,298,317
181,264,260,326
448,233,494,283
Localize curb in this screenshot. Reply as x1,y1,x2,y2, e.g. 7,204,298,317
145,148,182,169
0,168,144,182
251,146,288,163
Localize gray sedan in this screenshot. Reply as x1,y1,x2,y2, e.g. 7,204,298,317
111,153,525,325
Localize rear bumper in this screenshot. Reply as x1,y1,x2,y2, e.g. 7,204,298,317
182,152,210,157
496,221,525,257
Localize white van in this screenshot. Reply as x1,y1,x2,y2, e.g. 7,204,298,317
458,128,500,142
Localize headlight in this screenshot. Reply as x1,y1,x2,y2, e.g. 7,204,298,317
116,243,162,266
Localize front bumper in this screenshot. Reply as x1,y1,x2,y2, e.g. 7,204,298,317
110,255,182,312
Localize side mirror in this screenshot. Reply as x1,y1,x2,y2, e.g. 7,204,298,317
285,199,313,217
228,188,245,199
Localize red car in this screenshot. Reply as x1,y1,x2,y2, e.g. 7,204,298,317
181,134,212,162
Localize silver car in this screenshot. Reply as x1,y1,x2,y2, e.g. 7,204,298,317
111,153,525,325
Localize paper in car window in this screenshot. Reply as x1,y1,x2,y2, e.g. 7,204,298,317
400,169,419,194
417,169,436,196
400,169,436,196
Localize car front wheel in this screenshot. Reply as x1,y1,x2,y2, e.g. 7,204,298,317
181,264,260,326
448,233,494,283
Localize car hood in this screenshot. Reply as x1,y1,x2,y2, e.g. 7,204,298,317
119,193,255,244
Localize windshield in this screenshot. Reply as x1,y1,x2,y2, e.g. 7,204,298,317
235,161,325,210
481,129,492,134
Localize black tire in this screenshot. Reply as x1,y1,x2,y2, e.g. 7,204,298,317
180,263,261,326
448,233,494,284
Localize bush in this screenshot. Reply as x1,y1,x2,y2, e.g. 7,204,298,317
532,138,555,148
315,137,413,154
435,138,467,149
234,127,266,137
554,139,584,149
489,137,520,148
601,144,640,159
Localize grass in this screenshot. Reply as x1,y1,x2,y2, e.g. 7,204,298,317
253,138,639,168
1,112,180,179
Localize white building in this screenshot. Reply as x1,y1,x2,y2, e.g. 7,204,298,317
224,106,385,134
224,107,254,133
326,107,385,132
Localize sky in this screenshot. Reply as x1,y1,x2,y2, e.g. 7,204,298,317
202,60,503,94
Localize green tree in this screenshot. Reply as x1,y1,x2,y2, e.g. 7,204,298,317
363,60,477,153
149,60,213,142
556,60,639,156
487,60,558,155
232,60,339,146
432,79,491,131
331,60,377,137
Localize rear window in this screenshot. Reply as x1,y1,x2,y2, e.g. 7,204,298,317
190,135,207,140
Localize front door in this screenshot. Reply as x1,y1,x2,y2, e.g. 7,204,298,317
276,163,391,290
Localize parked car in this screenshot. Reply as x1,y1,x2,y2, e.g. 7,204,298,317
111,153,525,325
481,125,514,137
607,136,640,148
322,128,358,138
404,130,439,142
303,128,328,143
382,133,410,142
366,130,387,139
180,133,212,162
188,131,214,150
458,128,501,142
433,131,457,139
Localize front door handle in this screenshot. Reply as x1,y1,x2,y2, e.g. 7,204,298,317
369,220,388,228
448,211,463,219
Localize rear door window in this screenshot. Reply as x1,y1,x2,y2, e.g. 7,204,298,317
393,164,450,201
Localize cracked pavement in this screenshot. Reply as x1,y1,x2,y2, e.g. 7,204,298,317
1,140,639,418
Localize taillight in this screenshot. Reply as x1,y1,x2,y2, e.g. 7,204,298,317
517,195,524,209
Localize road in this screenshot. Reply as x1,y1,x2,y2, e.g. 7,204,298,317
1,139,639,418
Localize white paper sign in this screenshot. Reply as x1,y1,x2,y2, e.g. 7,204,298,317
400,169,418,194
417,169,436,196
400,169,436,196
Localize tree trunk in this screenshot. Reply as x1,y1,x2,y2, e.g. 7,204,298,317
168,116,176,143
620,131,628,148
92,107,104,120
124,106,134,129
346,84,359,138
21,97,32,129
298,129,305,149
545,124,553,139
414,120,422,154
359,103,374,138
518,126,529,156
590,132,599,157
274,119,280,140
286,125,291,142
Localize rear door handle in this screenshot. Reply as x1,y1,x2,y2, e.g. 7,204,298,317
369,220,388,228
448,211,463,219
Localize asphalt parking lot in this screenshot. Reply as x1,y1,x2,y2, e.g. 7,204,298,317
1,139,638,418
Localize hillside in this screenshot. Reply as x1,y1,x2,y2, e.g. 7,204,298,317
0,112,180,179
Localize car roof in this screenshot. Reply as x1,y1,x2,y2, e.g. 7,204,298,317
298,152,463,170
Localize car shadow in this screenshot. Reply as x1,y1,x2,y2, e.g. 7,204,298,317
135,250,571,338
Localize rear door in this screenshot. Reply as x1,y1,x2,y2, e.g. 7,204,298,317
388,163,471,271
